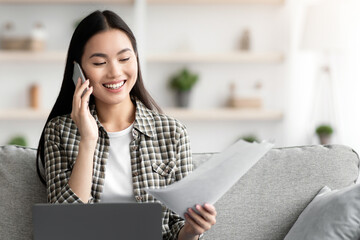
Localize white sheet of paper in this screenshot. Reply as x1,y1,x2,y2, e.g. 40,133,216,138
145,140,274,219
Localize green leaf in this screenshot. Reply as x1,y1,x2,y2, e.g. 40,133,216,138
169,68,199,91
8,136,27,147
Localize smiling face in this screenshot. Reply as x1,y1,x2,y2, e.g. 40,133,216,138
81,29,138,107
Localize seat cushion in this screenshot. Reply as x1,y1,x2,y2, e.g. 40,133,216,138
0,145,46,240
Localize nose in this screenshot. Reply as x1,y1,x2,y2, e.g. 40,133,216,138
106,60,123,79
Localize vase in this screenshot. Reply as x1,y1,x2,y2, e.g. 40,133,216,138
176,90,191,108
318,134,331,145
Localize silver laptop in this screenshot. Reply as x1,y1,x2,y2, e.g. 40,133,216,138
33,203,162,240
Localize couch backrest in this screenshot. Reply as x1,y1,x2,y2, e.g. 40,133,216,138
195,144,359,240
1,144,359,240
0,145,46,240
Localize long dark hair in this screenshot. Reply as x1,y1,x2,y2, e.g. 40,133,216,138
36,10,161,185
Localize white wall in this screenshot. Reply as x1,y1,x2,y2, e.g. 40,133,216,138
284,0,360,153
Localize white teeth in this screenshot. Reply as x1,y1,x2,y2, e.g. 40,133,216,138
104,81,125,89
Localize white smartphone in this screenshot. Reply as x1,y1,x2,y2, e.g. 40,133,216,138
73,61,88,96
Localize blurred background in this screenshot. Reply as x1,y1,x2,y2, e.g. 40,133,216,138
0,0,359,153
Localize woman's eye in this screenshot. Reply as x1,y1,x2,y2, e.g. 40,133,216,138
120,57,130,62
93,62,105,66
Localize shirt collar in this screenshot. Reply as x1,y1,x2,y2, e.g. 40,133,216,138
89,98,156,138
133,98,156,138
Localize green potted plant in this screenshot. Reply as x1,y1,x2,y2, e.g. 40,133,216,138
315,124,333,145
240,134,259,143
169,68,199,107
7,135,27,147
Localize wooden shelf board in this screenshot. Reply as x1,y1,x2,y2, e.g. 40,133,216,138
0,109,50,120
164,108,283,121
0,0,283,4
0,50,66,62
0,50,284,63
147,51,284,63
0,108,282,121
148,0,284,4
0,0,133,3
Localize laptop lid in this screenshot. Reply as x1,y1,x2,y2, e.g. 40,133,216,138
33,203,162,240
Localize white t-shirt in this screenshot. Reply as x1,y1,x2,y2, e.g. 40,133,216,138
101,123,136,203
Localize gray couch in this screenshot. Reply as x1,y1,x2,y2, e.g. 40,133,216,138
0,144,359,240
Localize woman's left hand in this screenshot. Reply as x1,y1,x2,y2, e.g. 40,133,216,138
179,203,217,240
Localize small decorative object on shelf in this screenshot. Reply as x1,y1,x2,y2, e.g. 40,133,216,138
29,83,40,109
169,68,199,107
239,28,251,51
315,124,333,145
0,22,27,50
0,21,46,51
228,82,262,109
29,22,47,51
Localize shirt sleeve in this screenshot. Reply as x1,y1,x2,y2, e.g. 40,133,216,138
44,118,85,204
166,126,194,240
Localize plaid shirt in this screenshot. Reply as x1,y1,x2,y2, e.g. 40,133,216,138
44,99,193,240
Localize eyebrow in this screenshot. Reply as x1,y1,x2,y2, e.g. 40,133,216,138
89,48,132,59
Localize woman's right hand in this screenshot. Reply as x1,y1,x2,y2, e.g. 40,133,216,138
71,78,98,142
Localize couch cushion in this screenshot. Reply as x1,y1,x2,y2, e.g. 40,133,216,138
0,145,46,240
192,144,359,240
284,184,360,240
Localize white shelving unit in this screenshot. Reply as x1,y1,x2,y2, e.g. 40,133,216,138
0,0,287,151
0,0,285,121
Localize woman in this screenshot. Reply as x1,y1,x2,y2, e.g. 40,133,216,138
36,10,216,240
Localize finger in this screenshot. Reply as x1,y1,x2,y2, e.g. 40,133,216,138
80,86,93,111
76,76,82,88
72,77,81,111
74,79,89,99
73,76,82,95
184,213,203,236
74,80,89,109
195,205,216,225
203,203,217,216
187,208,211,230
73,78,84,106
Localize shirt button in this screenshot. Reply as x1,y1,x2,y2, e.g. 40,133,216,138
132,129,139,138
131,145,138,151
